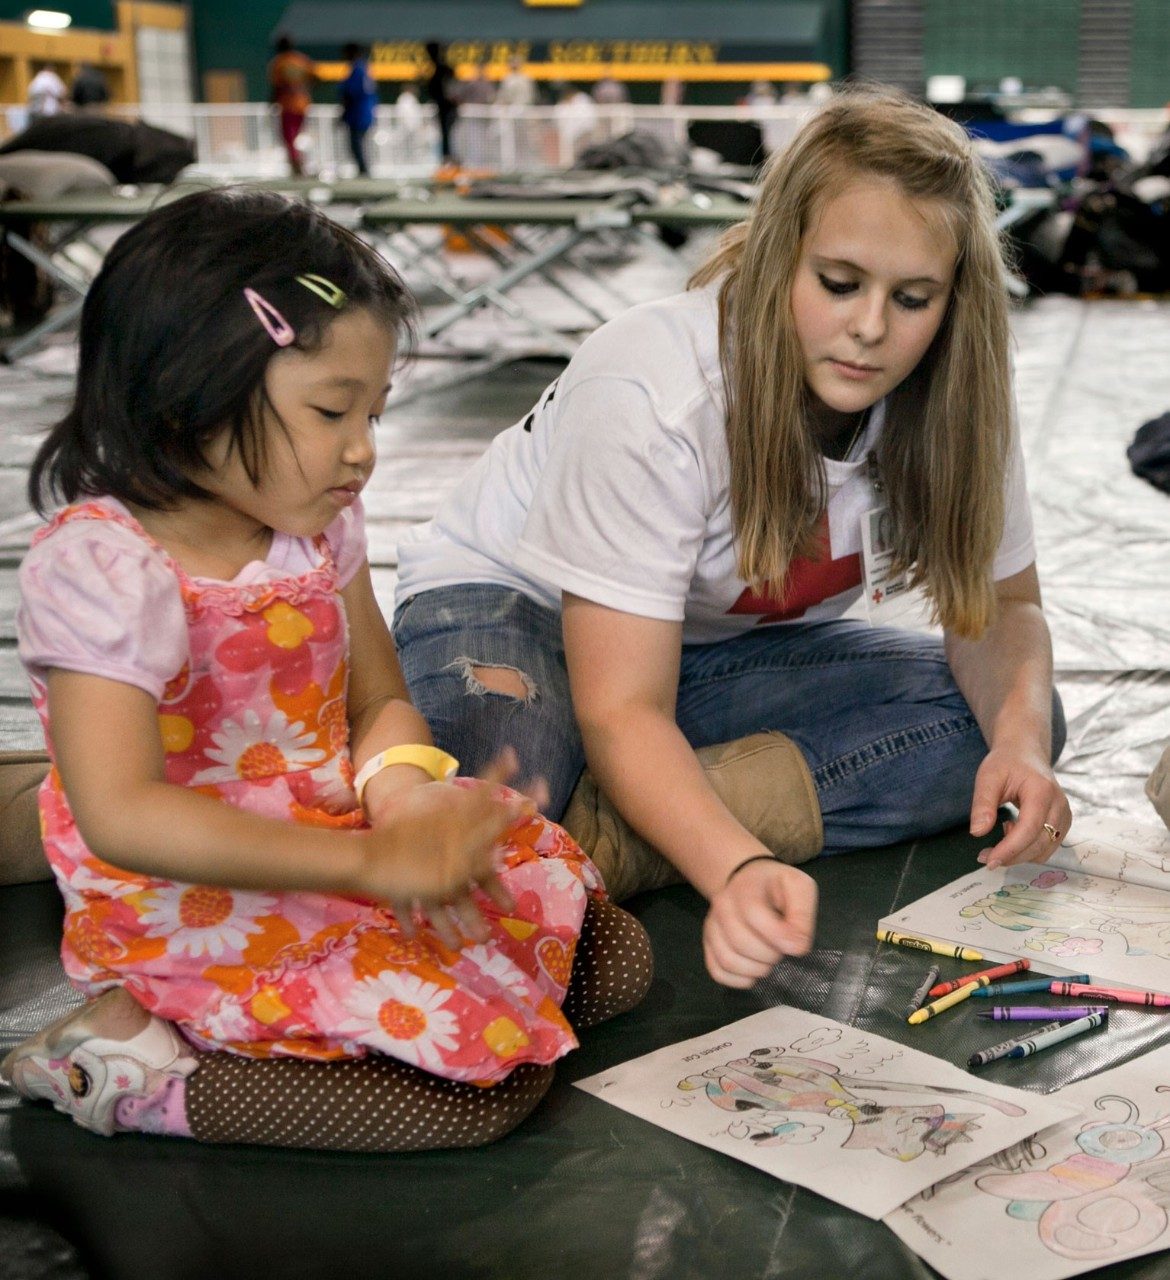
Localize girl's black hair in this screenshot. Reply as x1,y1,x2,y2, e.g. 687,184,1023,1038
28,187,416,515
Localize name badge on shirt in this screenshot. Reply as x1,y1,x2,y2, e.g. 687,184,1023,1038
860,505,912,621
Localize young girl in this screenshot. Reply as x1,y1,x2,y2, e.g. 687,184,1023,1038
390,88,1071,988
0,188,652,1151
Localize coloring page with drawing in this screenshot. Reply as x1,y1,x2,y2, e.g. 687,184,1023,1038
574,1008,1076,1219
886,1041,1170,1279
880,817,1170,995
1047,815,1170,892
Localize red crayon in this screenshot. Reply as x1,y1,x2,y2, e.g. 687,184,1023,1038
1049,982,1170,1008
928,959,1031,999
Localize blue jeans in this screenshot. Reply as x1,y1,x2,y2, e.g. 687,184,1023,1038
392,584,1066,856
346,124,370,175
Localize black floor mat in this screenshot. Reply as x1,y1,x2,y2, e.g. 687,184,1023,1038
6,832,1170,1280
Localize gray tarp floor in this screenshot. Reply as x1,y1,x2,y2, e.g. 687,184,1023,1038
1,230,1169,1279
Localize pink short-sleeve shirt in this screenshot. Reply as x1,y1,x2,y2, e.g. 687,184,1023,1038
17,495,368,698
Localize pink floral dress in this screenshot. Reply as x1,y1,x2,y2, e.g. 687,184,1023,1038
19,500,603,1084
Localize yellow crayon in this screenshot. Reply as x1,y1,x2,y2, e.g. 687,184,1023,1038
908,981,983,1025
877,930,984,962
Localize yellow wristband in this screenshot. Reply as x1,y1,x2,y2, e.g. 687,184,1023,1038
353,745,459,805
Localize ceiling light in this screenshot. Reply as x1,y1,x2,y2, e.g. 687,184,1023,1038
26,10,73,30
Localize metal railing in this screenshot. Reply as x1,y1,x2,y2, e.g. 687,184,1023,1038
0,101,1165,178
0,101,817,177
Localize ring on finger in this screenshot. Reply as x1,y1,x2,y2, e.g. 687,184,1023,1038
1043,822,1062,843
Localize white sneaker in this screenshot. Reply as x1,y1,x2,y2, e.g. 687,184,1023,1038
0,987,198,1136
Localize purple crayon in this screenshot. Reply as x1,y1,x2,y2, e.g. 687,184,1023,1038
976,1006,1109,1022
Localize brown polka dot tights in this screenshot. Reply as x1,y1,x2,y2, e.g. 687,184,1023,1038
185,898,652,1152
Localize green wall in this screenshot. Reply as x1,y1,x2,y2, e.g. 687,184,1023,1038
924,0,1081,98
203,0,848,103
0,0,114,25
0,0,847,103
6,0,1165,106
1130,0,1170,110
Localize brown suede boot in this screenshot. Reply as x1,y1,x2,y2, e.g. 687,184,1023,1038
0,750,52,885
561,732,824,903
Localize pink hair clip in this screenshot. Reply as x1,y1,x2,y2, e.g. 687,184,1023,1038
243,287,295,347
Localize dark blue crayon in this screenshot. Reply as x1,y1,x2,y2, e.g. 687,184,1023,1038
969,974,1091,998
1003,1012,1107,1060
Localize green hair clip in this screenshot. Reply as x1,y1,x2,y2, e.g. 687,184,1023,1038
295,273,346,308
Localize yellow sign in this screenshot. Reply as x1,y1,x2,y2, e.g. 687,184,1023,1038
549,40,718,65
369,39,721,69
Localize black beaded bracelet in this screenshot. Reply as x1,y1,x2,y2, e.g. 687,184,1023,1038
725,853,779,885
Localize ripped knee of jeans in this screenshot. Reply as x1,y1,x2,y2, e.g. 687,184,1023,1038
446,657,538,704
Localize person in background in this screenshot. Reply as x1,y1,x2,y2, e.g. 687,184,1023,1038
268,34,316,177
592,71,629,106
552,82,598,164
741,80,778,109
423,41,459,165
496,54,537,109
456,60,495,167
395,79,425,162
27,66,66,120
742,80,803,158
339,42,378,177
69,65,109,112
591,69,632,142
660,78,685,107
460,61,496,107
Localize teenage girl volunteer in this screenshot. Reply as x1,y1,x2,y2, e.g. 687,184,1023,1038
0,189,651,1151
390,89,1072,989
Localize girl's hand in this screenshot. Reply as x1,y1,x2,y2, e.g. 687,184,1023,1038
354,768,534,950
970,745,1073,869
363,745,549,832
702,859,818,988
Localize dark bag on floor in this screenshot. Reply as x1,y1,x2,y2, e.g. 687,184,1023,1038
0,115,195,184
1127,411,1170,493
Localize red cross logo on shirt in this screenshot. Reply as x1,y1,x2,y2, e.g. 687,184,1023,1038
727,512,861,623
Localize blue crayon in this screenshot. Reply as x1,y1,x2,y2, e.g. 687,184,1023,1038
969,974,1091,998
1004,1012,1107,1060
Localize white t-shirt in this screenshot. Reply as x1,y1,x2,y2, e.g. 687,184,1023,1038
395,284,1035,646
27,68,66,117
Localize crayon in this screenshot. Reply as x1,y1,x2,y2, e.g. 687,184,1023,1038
968,1020,1065,1068
976,1006,1109,1021
904,965,941,1018
878,930,984,962
928,959,1031,998
1049,982,1170,1008
907,981,981,1025
1003,1012,1108,1060
971,974,1091,998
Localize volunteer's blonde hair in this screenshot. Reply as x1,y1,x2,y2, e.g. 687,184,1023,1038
690,87,1012,637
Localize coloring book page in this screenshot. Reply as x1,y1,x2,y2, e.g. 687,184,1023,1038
880,818,1170,995
574,1007,1076,1220
1047,815,1170,893
886,1042,1170,1280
